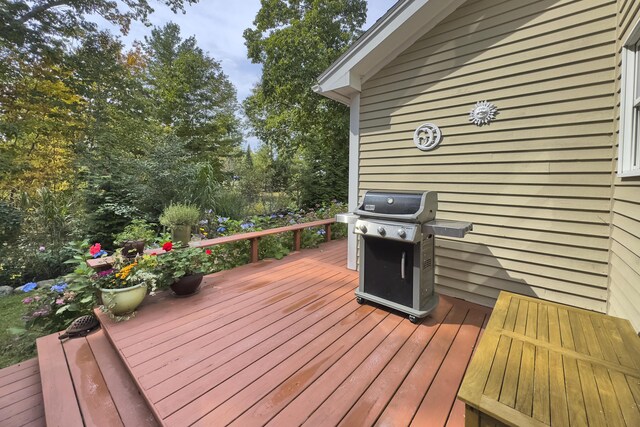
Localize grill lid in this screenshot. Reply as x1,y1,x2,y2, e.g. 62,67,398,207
355,191,437,223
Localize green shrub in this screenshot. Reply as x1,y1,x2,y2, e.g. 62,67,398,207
113,219,157,246
0,202,22,244
159,203,200,227
0,242,76,287
21,240,97,332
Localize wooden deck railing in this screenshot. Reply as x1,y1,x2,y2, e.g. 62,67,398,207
87,218,336,270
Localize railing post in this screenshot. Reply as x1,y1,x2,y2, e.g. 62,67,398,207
324,224,332,242
293,230,301,252
250,237,260,263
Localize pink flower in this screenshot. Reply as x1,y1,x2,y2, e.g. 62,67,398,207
89,243,101,256
55,298,64,305
22,297,34,304
162,241,173,252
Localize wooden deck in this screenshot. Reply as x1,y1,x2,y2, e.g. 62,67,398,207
36,329,157,427
96,240,492,426
0,358,44,427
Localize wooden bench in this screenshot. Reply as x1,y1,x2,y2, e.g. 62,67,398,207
87,218,336,270
458,291,640,427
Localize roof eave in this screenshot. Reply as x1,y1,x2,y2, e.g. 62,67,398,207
315,0,466,101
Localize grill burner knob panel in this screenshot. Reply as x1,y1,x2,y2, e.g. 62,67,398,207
397,228,407,239
377,227,386,236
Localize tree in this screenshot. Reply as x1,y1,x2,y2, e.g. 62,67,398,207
144,23,241,158
243,0,366,206
0,0,198,54
68,31,152,157
0,56,83,195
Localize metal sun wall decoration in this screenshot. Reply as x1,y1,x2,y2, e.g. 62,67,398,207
469,100,498,126
413,122,442,151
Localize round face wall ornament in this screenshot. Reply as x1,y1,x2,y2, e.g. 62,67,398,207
413,123,442,151
469,101,498,126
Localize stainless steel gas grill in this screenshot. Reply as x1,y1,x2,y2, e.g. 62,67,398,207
340,190,473,323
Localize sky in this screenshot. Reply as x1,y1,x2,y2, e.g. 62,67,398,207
99,1,394,148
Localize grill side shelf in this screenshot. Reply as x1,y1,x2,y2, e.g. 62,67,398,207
423,220,473,238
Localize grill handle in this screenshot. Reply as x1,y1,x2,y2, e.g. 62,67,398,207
401,251,406,279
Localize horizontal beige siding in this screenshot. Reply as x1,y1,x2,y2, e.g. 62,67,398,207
609,0,640,332
358,0,618,312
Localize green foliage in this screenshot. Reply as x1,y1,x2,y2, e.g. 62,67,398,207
144,23,241,157
157,247,215,282
206,241,250,270
0,202,22,244
21,241,98,333
84,176,140,248
128,133,203,217
0,293,42,369
113,219,157,246
0,189,83,286
208,187,251,220
243,0,365,206
160,203,200,227
258,235,290,260
0,0,199,55
17,187,83,246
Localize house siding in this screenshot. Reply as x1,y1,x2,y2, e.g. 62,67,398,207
608,0,640,331
358,0,618,312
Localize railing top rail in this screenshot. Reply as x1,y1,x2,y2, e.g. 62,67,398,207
86,218,336,270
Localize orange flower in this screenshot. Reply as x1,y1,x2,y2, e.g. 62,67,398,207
116,262,137,279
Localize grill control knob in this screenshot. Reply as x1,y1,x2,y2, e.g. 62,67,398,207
397,228,407,239
358,224,368,233
377,227,386,236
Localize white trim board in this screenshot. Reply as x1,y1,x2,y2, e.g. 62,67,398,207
347,93,360,270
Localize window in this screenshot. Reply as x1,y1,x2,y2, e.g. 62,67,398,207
619,23,640,177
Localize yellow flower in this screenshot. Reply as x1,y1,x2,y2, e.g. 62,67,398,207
116,262,137,279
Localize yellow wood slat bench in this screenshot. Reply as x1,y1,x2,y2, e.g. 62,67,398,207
87,218,336,270
458,291,640,427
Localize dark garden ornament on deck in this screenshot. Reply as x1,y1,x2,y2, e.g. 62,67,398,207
58,315,100,340
413,122,442,151
469,101,498,126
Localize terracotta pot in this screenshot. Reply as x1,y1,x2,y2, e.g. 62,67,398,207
171,225,191,247
170,273,204,297
121,240,145,258
100,284,148,315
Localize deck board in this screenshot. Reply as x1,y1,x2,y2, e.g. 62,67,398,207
0,359,45,427
97,240,492,426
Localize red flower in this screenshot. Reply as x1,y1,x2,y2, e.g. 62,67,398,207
205,249,212,255
89,243,101,256
162,241,173,252
150,252,158,256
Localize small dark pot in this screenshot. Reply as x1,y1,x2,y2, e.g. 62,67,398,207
122,240,145,258
170,273,204,297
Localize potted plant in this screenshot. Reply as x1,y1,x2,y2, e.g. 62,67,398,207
159,203,200,247
113,219,157,258
93,254,160,316
156,244,214,296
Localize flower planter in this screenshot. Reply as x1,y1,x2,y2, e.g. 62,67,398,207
100,283,148,315
171,225,191,247
121,240,145,258
170,273,204,297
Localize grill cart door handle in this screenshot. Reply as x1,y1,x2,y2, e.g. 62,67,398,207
401,251,406,279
